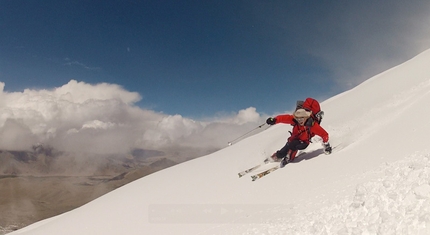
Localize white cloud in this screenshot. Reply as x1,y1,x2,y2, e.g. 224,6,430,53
82,120,117,130
257,1,430,92
0,118,38,150
312,1,430,90
0,80,266,156
233,107,261,124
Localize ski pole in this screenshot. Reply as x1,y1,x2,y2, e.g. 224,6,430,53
227,122,267,146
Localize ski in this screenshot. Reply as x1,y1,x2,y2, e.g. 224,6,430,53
238,158,271,177
247,146,342,181
251,165,280,181
239,152,299,178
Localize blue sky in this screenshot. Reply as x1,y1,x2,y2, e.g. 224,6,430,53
1,0,430,119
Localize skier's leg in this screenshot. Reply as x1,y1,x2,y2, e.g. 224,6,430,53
278,139,309,166
289,150,298,161
276,142,292,159
288,140,309,162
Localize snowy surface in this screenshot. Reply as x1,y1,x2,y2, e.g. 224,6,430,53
8,49,430,234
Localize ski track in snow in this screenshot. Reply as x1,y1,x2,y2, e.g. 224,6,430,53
207,151,430,235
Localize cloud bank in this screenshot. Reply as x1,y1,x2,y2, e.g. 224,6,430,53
0,80,266,157
307,0,430,89
253,0,430,93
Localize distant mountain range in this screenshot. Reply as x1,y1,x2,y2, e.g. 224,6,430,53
0,145,178,234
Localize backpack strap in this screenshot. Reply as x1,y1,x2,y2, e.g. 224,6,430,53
290,120,313,143
304,117,315,127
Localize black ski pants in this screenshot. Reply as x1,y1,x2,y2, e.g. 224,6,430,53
276,139,309,159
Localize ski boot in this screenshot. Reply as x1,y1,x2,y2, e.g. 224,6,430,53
270,152,281,162
280,156,290,168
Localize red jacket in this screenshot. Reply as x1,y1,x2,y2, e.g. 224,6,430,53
275,114,329,143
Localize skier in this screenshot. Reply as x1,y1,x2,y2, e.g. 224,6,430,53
266,108,332,167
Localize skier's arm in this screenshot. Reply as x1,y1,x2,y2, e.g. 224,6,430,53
311,123,332,154
311,123,329,143
274,114,295,125
266,114,295,125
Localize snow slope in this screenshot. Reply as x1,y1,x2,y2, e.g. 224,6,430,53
9,49,430,235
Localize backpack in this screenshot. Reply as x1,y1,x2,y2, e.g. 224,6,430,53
296,97,324,124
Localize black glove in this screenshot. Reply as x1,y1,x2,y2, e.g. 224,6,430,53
323,142,332,154
266,117,277,125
